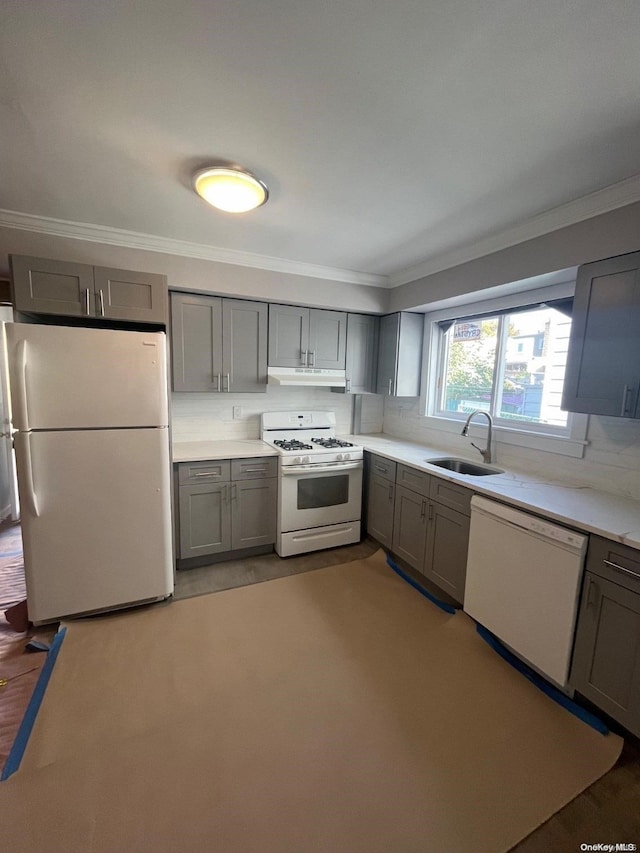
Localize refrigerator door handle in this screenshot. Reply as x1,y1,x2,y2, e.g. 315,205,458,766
15,339,30,432
22,434,40,518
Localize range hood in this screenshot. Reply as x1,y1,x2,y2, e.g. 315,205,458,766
267,366,346,388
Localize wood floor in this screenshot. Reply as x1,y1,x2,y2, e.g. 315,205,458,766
2,528,640,849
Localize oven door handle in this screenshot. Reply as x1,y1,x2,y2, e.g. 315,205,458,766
281,461,363,475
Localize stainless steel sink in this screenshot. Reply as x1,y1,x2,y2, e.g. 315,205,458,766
426,457,504,476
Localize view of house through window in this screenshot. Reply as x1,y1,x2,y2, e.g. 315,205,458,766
437,305,571,430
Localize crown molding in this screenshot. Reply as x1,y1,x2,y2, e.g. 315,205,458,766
0,208,389,288
390,173,640,287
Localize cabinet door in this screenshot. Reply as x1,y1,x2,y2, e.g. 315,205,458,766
366,473,395,548
423,502,470,604
392,485,428,571
10,255,95,317
222,299,268,393
94,267,168,324
171,293,223,391
308,309,347,369
563,252,640,417
178,482,231,558
376,313,400,395
346,314,378,393
570,572,640,737
268,304,309,367
231,478,277,549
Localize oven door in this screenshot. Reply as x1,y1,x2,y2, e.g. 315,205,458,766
279,461,363,533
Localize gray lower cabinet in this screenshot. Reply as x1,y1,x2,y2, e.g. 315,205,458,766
392,484,428,570
376,312,424,397
171,292,268,392
268,304,347,369
178,482,231,558
562,251,640,418
570,536,640,737
177,457,276,562
10,255,167,324
345,314,379,393
423,502,470,604
364,453,471,605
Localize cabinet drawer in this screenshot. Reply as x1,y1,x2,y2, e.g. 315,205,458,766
586,535,640,591
231,457,277,480
368,453,396,482
178,460,231,484
396,464,430,497
429,477,472,515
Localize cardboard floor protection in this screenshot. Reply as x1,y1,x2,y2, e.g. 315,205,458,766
0,550,622,852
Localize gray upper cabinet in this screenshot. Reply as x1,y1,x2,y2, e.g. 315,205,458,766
345,313,379,394
562,251,640,418
570,536,640,737
10,255,167,324
171,292,267,393
268,304,346,369
376,312,424,397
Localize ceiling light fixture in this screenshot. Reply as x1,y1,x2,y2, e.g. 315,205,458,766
193,165,269,213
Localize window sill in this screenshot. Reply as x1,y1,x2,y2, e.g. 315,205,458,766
423,414,588,459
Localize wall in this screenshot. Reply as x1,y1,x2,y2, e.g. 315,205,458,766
381,396,640,502
0,226,389,315
390,201,640,312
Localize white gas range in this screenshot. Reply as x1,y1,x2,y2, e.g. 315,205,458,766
261,411,363,557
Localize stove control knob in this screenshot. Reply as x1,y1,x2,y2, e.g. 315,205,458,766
344,453,351,460
294,456,301,464
337,453,343,461
302,456,310,464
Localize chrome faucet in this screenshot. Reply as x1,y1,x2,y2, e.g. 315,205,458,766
461,410,494,464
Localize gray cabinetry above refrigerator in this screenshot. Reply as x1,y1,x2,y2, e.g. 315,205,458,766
10,255,168,325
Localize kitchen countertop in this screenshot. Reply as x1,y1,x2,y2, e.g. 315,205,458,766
346,433,640,551
172,440,277,463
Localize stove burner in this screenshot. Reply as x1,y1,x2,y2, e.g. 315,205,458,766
274,439,314,451
310,438,354,449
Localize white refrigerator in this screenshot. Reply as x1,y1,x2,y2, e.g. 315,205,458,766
6,323,174,624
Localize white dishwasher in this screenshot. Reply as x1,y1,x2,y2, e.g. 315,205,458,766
464,495,587,690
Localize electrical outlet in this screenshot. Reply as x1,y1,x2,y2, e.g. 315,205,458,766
233,406,243,420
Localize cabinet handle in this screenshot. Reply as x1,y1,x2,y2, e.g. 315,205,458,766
216,373,221,391
420,499,426,519
428,503,433,521
225,372,230,392
231,484,237,501
375,464,387,473
85,288,91,316
603,559,640,582
242,467,266,473
346,378,351,393
620,385,632,416
388,483,394,501
98,289,105,317
388,379,392,395
301,350,308,367
193,471,221,477
586,577,601,608
223,484,229,503
309,351,315,367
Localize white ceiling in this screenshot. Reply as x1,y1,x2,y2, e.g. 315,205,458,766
1,0,640,285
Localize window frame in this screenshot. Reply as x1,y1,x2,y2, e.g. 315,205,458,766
420,283,588,459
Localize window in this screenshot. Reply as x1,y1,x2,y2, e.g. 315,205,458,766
435,305,573,435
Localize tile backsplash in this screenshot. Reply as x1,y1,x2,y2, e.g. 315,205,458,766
382,397,640,501
171,387,358,441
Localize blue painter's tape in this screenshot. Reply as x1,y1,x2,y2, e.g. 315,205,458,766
1,626,67,780
386,553,458,615
475,623,610,736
